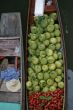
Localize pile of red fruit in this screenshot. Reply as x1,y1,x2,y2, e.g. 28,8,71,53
28,89,64,110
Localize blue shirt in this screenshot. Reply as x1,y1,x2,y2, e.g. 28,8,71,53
0,67,20,81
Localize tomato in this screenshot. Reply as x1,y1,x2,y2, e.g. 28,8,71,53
28,89,64,110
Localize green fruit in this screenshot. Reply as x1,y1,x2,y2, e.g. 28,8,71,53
36,49,40,56
54,30,61,36
42,65,49,71
54,24,60,29
31,56,39,64
30,72,36,78
30,41,37,50
32,80,39,86
33,86,40,92
44,72,50,80
61,73,64,78
47,79,54,86
28,39,32,44
49,86,56,91
50,32,55,37
30,34,38,40
54,50,57,53
49,44,56,50
39,80,46,88
50,13,57,20
45,32,51,39
28,33,32,37
43,40,49,46
49,63,56,70
58,52,63,59
36,39,40,45
28,57,32,62
48,18,51,24
46,49,53,56
55,43,61,50
56,37,61,43
28,76,32,81
27,13,65,92
53,82,57,87
30,64,35,70
27,87,32,91
26,81,32,88
59,59,63,65
50,18,54,25
37,72,43,80
44,14,49,19
56,69,62,75
47,70,51,74
50,37,57,44
55,61,62,68
40,19,48,28
58,82,64,89
40,51,46,58
42,86,49,92
53,53,58,60
55,76,62,82
39,34,46,42
61,66,64,72
39,56,42,61
38,44,45,50
40,58,47,65
34,65,41,73
31,26,37,34
28,47,35,55
47,24,55,32
50,71,57,79
34,16,39,24
37,26,43,34
28,68,34,75
47,56,55,63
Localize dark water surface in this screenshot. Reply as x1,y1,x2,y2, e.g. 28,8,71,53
58,0,73,70
58,1,73,109
0,0,73,110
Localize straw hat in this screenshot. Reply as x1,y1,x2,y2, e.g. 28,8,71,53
6,79,21,92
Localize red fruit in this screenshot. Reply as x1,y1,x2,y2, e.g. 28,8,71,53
28,89,64,110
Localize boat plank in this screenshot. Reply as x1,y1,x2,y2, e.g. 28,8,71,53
0,13,22,37
0,92,21,103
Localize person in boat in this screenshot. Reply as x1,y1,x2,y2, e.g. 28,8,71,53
0,57,21,92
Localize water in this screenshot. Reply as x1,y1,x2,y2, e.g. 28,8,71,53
67,69,73,110
58,0,73,70
58,1,73,108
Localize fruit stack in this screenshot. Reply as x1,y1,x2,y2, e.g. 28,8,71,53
26,13,64,110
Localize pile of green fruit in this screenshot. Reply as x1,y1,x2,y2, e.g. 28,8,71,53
26,13,64,92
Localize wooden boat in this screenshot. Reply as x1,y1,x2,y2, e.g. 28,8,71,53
0,13,23,110
25,0,67,110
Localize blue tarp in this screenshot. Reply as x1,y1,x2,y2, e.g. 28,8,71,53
0,102,21,110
